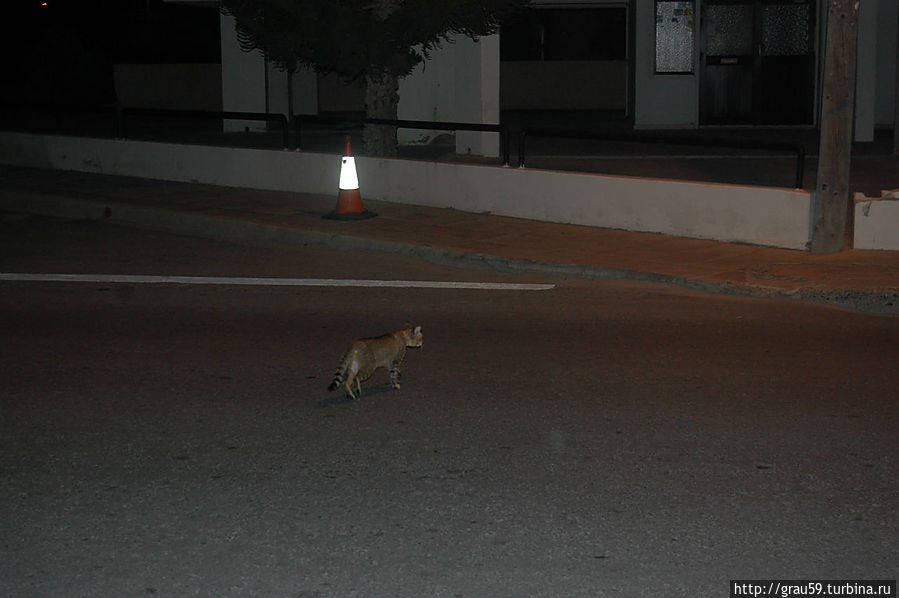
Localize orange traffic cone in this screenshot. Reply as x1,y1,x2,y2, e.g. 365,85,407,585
324,136,376,220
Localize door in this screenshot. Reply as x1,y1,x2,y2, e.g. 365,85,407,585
700,0,815,125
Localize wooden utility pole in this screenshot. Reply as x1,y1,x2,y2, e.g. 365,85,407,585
811,0,860,253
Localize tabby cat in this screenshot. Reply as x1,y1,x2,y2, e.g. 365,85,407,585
328,325,423,400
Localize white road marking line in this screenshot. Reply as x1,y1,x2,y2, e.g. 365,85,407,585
0,273,555,291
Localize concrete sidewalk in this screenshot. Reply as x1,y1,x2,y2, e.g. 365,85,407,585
1,164,898,315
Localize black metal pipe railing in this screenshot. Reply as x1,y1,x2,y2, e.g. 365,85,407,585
293,114,510,166
119,108,290,149
0,102,119,137
1,102,808,189
518,128,806,189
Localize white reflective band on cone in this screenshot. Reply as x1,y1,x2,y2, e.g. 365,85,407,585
339,156,359,190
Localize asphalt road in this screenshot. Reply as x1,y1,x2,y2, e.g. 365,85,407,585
1,214,897,597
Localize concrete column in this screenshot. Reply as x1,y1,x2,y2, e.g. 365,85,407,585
266,64,319,118
268,63,318,118
398,35,500,157
634,0,698,128
398,43,457,145
267,62,287,116
291,68,319,116
453,34,501,157
220,14,267,132
855,0,878,142
872,0,897,130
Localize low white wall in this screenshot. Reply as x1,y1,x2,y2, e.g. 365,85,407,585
0,132,337,195
854,198,899,250
0,131,815,249
358,157,811,249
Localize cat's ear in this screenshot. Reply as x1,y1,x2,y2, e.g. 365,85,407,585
413,325,422,334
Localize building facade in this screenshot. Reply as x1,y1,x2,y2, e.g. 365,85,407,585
219,0,897,153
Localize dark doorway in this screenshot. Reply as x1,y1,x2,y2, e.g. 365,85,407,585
500,4,632,119
700,0,815,125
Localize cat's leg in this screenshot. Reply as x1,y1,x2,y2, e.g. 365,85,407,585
344,371,357,400
389,362,402,389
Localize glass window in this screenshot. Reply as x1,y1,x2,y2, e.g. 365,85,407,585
655,0,695,73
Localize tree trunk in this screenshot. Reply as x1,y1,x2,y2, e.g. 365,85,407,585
363,70,399,157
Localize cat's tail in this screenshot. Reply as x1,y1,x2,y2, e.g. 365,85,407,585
327,355,348,392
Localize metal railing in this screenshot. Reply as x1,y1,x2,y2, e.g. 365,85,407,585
293,114,510,166
0,103,292,148
0,102,120,137
517,127,807,189
118,107,290,149
1,102,808,188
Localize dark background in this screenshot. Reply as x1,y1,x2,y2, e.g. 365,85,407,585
3,0,220,105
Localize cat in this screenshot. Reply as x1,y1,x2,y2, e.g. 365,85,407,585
328,325,423,400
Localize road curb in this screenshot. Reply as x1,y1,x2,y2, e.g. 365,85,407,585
2,191,896,316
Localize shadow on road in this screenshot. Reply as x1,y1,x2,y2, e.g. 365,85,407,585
317,383,399,407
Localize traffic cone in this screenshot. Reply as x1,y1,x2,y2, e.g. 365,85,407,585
324,136,376,220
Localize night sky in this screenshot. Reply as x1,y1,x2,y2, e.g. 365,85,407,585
3,0,220,105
